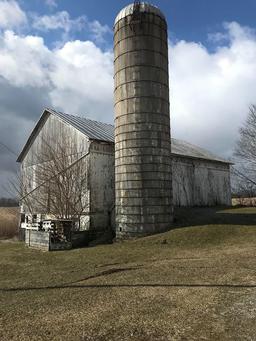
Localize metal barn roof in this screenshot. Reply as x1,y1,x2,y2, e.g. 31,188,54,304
170,138,230,164
17,108,231,164
52,109,115,143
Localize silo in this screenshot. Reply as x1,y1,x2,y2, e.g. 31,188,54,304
114,2,173,238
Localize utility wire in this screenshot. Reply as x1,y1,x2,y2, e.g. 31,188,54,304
232,166,256,186
20,149,90,201
0,141,18,157
0,138,91,201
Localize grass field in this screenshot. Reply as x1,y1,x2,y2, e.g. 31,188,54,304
0,207,19,239
0,207,256,340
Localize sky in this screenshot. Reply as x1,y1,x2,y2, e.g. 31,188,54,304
1,0,256,196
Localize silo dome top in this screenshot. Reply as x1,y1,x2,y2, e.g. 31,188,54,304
114,2,166,25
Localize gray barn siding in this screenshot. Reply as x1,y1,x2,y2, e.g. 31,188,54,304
21,114,91,216
172,156,231,207
20,114,115,232
88,152,231,215
22,113,91,167
89,142,115,231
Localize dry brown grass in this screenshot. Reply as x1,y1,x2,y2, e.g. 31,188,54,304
0,207,256,340
0,207,19,239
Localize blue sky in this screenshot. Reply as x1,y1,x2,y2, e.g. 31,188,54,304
19,0,256,48
1,0,256,195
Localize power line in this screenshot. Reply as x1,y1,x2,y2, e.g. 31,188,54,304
21,149,90,200
232,166,256,186
0,141,18,157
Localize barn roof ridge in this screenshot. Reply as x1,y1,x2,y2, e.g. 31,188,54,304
17,108,232,165
49,108,114,127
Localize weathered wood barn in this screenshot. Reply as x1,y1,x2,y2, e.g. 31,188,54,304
17,108,231,244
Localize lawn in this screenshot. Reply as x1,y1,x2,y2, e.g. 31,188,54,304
0,207,256,340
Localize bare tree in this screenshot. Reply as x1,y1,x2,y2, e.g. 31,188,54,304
233,105,256,200
8,171,35,215
11,137,90,221
235,105,256,164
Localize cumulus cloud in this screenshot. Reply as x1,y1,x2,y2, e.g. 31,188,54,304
0,31,52,87
32,11,86,34
50,40,113,114
45,0,57,9
170,22,256,158
32,11,111,43
88,20,112,43
0,29,114,195
0,0,27,29
0,31,113,116
1,19,256,195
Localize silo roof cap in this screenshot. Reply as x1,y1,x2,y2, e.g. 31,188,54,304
114,2,166,25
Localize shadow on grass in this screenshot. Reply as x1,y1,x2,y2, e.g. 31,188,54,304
1,283,256,292
173,206,256,229
69,265,143,284
1,263,255,293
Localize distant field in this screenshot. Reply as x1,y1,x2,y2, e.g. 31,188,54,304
0,206,256,340
0,207,19,239
232,197,256,206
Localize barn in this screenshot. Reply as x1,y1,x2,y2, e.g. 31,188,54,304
17,108,231,247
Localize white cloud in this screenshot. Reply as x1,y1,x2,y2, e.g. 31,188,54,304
225,22,256,42
0,30,52,87
0,30,113,194
32,11,86,33
0,0,27,29
88,20,112,43
32,11,111,44
0,30,113,111
45,0,57,9
50,40,113,116
170,22,256,158
208,31,228,44
1,21,256,195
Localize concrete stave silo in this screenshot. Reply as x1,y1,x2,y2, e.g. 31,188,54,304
114,2,173,238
